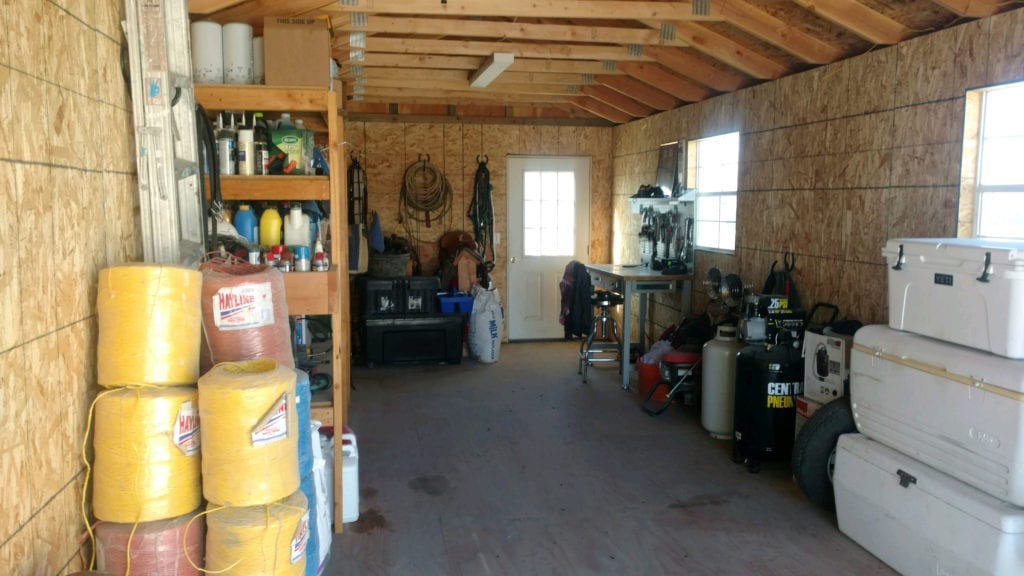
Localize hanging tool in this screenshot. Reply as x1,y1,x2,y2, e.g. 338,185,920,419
399,153,452,242
468,155,495,264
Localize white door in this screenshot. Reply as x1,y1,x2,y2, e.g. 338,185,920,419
507,156,591,340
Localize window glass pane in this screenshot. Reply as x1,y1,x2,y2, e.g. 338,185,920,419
697,196,720,222
980,136,1024,186
978,191,1024,238
720,222,736,251
696,221,719,249
524,199,541,230
524,172,541,202
693,132,739,250
720,193,737,223
983,85,1024,138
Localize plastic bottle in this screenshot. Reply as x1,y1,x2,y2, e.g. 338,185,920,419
283,205,311,248
237,129,255,175
233,204,257,244
276,112,294,129
253,113,270,175
259,205,282,248
216,113,236,175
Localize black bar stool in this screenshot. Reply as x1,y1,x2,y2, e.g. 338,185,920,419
578,289,624,383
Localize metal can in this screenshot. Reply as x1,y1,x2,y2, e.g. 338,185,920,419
247,248,261,265
254,141,269,175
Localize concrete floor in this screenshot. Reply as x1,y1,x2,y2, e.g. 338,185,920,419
329,341,893,576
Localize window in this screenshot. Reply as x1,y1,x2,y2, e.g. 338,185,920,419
688,132,739,251
963,82,1024,239
523,169,577,256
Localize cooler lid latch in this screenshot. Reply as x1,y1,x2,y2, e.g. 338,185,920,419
897,469,917,488
976,251,992,283
891,244,905,271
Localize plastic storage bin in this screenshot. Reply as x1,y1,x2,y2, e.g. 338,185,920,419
439,293,474,314
364,314,464,365
358,276,440,317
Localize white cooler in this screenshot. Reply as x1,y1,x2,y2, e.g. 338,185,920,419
835,434,1024,576
883,237,1024,359
851,324,1024,505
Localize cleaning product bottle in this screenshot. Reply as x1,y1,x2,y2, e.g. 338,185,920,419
259,205,282,248
216,113,236,175
253,112,270,175
233,204,257,244
276,112,294,129
283,204,311,248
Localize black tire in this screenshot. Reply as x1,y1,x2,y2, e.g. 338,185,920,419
791,399,856,510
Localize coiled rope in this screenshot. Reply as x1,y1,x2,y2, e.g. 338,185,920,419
400,154,452,241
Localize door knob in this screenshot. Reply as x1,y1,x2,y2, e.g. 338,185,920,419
510,256,517,263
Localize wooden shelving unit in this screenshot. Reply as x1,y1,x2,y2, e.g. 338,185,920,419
195,83,350,533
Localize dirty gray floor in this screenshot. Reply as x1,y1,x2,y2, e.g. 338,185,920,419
328,341,892,576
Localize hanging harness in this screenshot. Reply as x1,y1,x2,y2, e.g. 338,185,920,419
347,153,367,227
468,155,495,263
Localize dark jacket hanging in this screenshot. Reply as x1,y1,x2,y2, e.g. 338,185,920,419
560,261,593,339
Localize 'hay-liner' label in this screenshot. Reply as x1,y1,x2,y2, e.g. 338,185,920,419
212,282,274,330
291,511,310,563
173,401,200,456
251,393,289,446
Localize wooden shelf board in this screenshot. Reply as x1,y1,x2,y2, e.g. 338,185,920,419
196,83,334,112
211,175,331,201
283,268,338,315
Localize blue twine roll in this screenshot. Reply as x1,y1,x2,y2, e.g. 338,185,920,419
301,471,319,576
295,369,313,476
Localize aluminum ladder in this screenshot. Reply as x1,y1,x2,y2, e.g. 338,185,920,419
123,0,205,265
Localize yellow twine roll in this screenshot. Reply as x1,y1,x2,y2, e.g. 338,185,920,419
205,491,309,576
93,386,202,523
97,264,203,387
199,359,299,507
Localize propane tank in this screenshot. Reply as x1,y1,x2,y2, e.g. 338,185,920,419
701,324,744,439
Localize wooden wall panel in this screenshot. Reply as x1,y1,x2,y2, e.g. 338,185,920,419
896,19,990,108
613,10,1024,330
1,1,129,572
989,10,1024,84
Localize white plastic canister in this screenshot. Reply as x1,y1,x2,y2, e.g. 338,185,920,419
701,325,745,439
342,428,360,523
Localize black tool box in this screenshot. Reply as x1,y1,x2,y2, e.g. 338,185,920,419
357,276,440,318
363,314,464,366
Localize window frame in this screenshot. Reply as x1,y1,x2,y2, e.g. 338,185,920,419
686,131,740,253
961,81,1024,240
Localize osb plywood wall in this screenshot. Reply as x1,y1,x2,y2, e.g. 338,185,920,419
346,122,614,315
1,1,139,573
613,9,1024,344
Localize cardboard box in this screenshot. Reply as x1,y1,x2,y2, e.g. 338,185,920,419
263,17,331,88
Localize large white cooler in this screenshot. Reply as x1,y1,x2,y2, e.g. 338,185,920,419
835,434,1024,576
851,324,1024,505
883,237,1024,359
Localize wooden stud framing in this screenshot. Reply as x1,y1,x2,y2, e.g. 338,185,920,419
642,46,749,92
579,85,656,117
791,0,910,45
714,0,844,64
668,21,790,79
617,61,714,102
326,1,721,21
571,96,634,123
359,38,655,62
594,74,679,110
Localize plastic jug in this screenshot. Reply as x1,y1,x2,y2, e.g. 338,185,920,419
233,204,257,244
284,205,311,248
342,428,359,523
259,205,282,248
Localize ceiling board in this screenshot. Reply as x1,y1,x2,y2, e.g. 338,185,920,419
188,0,1020,124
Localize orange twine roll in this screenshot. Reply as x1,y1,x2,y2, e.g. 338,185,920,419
95,511,204,576
92,386,202,523
97,264,202,387
198,359,299,507
205,491,309,576
199,258,293,372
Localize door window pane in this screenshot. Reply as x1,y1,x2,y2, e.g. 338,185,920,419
523,170,576,256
